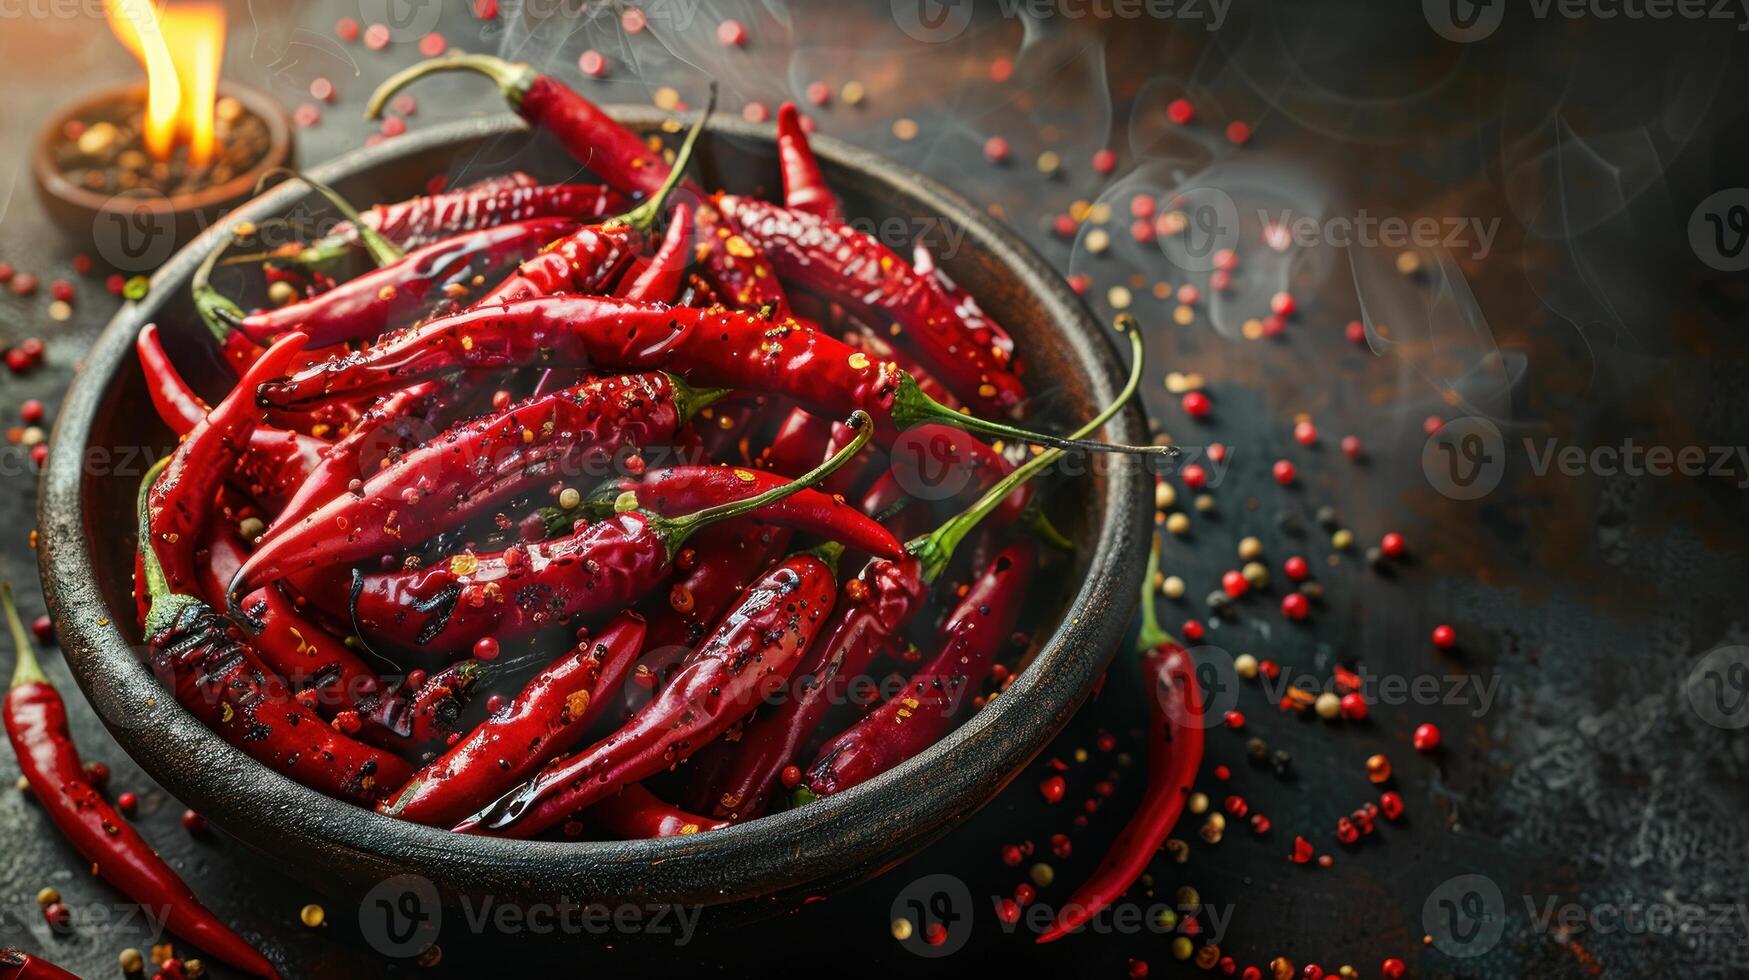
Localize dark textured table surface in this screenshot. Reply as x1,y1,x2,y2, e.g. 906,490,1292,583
3,2,1747,977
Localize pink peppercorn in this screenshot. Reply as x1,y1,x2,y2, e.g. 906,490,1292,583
741,102,769,123
309,77,335,103
1226,120,1251,144
579,50,607,78
50,279,74,303
805,81,830,106
1091,148,1115,174
20,399,44,424
1180,464,1207,490
1380,532,1406,558
1167,98,1194,124
716,19,746,46
983,135,1009,162
1181,391,1210,418
1413,723,1441,752
1272,459,1296,485
1340,435,1361,460
1293,421,1317,446
1281,592,1309,621
1283,556,1308,581
335,17,360,41
1432,624,1456,650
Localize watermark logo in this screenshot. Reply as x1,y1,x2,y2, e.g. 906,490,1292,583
357,0,441,41
1689,188,1749,272
890,873,973,957
1423,873,1507,957
1180,645,1241,728
1686,645,1749,729
1158,186,1239,273
892,0,975,41
92,191,176,274
1258,208,1501,260
360,874,442,958
1423,0,1504,41
888,426,988,502
1422,416,1506,501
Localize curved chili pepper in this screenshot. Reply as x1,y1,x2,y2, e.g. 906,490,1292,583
4,585,281,979
759,407,835,476
255,295,1166,461
692,202,792,316
236,372,721,591
592,464,901,559
351,652,541,758
616,202,693,303
135,324,324,514
709,321,1147,818
860,425,1029,527
776,102,843,225
140,458,415,806
0,948,80,980
195,511,380,717
268,380,440,537
805,542,1035,796
720,194,1023,417
455,546,843,838
378,612,646,826
912,242,1009,360
591,783,728,839
1037,538,1203,943
286,414,872,655
245,180,627,271
634,522,791,684
230,217,581,348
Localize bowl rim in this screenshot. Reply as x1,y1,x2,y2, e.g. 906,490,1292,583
37,110,1149,907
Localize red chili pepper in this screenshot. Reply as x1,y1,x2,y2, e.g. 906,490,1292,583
634,522,791,685
615,202,693,303
195,508,380,717
759,407,835,476
595,464,901,559
591,783,728,839
255,295,1162,462
861,424,1030,526
352,653,534,757
1037,538,1204,943
3,585,281,979
719,194,1024,417
805,542,1035,796
0,947,80,980
455,546,842,838
911,242,1009,363
283,414,873,656
378,612,646,826
135,324,324,514
776,102,844,225
708,322,1147,817
231,217,581,348
266,381,441,536
236,372,720,591
692,201,792,317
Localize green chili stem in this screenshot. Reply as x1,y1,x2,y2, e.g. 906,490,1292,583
137,457,200,637
1135,534,1175,651
891,373,1167,458
4,582,47,690
191,232,247,345
618,84,713,233
655,411,873,556
367,53,537,119
909,315,1151,584
667,374,731,422
257,168,402,266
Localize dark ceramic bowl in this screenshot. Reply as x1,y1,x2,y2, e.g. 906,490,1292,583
37,111,1149,925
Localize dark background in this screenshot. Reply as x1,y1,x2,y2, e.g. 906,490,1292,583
3,1,1749,977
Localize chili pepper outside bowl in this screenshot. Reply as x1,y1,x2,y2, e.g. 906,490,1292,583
38,112,1151,934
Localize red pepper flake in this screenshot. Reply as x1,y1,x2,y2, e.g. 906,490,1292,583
579,50,608,78
1223,795,1247,817
49,279,74,303
0,262,14,284
393,94,418,117
418,32,446,57
363,23,390,50
989,56,1013,82
1379,791,1404,820
805,81,831,107
106,273,126,295
1130,195,1156,218
1167,98,1194,124
1269,291,1295,317
1013,882,1036,905
1302,966,1325,980
1128,959,1150,978
1259,659,1280,680
1290,836,1313,862
1066,274,1089,295
1038,774,1066,803
1095,732,1115,752
11,272,39,296
1335,817,1358,844
1092,780,1114,798
1050,833,1072,858
741,102,769,123
1261,314,1286,338
716,19,746,46
1431,624,1456,650
42,902,70,929
381,115,407,138
1280,592,1309,621
1412,723,1441,752
996,898,1020,923
1339,692,1368,721
71,254,93,275
1001,843,1023,866
1213,764,1230,781
983,135,1010,163
1225,120,1252,144
1381,959,1406,979
30,613,53,643
1250,813,1270,834
1091,148,1116,174
1272,460,1297,485
1181,391,1211,419
1422,414,1444,435
294,104,321,128
335,16,360,41
473,0,498,18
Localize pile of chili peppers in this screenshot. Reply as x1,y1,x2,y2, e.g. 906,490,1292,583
114,52,1183,863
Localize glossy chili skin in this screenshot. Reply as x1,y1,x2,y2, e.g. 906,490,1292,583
269,381,440,535
807,543,1035,795
693,202,791,317
351,654,513,757
601,465,901,559
5,627,281,978
861,424,1030,526
255,297,908,443
455,552,839,838
239,372,689,589
635,522,790,684
1038,643,1203,943
776,102,843,224
238,217,580,348
760,407,834,476
298,511,674,654
720,194,1024,417
137,324,323,515
708,554,927,821
196,517,380,717
379,613,646,826
617,203,692,303
341,180,624,253
0,948,81,980
471,217,641,308
591,783,728,839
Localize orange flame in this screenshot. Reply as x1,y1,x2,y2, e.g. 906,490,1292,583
105,1,226,167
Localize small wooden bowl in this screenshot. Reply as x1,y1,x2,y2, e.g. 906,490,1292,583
32,82,293,268
37,112,1148,934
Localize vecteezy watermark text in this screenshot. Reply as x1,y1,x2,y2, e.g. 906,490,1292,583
1257,208,1501,260
892,0,1228,43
